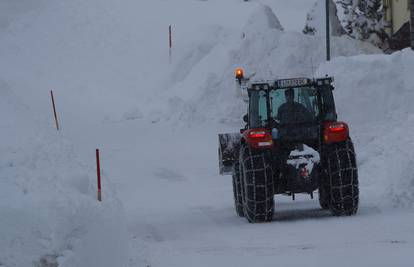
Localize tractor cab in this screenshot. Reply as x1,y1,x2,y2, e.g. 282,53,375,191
246,78,337,144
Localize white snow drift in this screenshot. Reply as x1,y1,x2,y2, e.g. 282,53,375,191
0,80,128,267
163,4,381,124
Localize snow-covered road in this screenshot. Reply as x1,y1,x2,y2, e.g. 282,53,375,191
1,0,414,266
68,120,414,267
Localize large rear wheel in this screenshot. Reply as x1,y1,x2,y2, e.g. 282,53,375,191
240,145,274,223
325,140,359,216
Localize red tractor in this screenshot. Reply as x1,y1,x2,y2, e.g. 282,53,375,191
218,68,359,223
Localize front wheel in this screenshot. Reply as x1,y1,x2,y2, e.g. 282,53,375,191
325,140,359,216
240,145,274,223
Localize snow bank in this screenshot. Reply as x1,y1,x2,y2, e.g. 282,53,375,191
316,49,414,208
257,0,317,32
243,4,284,34
0,80,128,266
163,4,381,125
303,0,345,36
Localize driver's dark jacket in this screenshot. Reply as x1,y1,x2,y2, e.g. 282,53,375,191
277,102,312,124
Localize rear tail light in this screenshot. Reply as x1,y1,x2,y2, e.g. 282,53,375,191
249,131,266,138
244,129,273,148
324,121,349,144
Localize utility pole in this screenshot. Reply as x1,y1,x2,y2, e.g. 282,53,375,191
326,0,331,61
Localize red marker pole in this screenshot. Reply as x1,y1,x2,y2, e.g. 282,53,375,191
96,149,102,201
169,25,172,64
50,90,60,131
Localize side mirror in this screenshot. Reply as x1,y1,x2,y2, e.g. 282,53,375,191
243,114,248,123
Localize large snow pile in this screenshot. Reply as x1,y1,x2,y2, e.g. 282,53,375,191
257,0,317,32
317,48,414,207
162,4,381,124
0,83,128,265
303,0,345,36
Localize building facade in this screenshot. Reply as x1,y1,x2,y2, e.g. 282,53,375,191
383,0,413,50
411,0,414,49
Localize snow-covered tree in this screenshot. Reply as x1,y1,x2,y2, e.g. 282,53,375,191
337,0,388,47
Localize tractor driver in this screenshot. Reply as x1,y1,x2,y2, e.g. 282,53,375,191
276,88,312,124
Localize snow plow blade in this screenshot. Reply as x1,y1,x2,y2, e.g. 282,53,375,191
218,133,241,175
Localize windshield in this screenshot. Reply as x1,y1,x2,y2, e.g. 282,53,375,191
270,87,319,124
249,87,319,128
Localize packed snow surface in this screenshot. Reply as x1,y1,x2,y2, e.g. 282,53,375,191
1,0,414,266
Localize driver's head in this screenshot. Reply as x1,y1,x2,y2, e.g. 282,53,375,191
285,88,294,104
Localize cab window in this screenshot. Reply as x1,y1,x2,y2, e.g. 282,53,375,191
249,90,268,127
